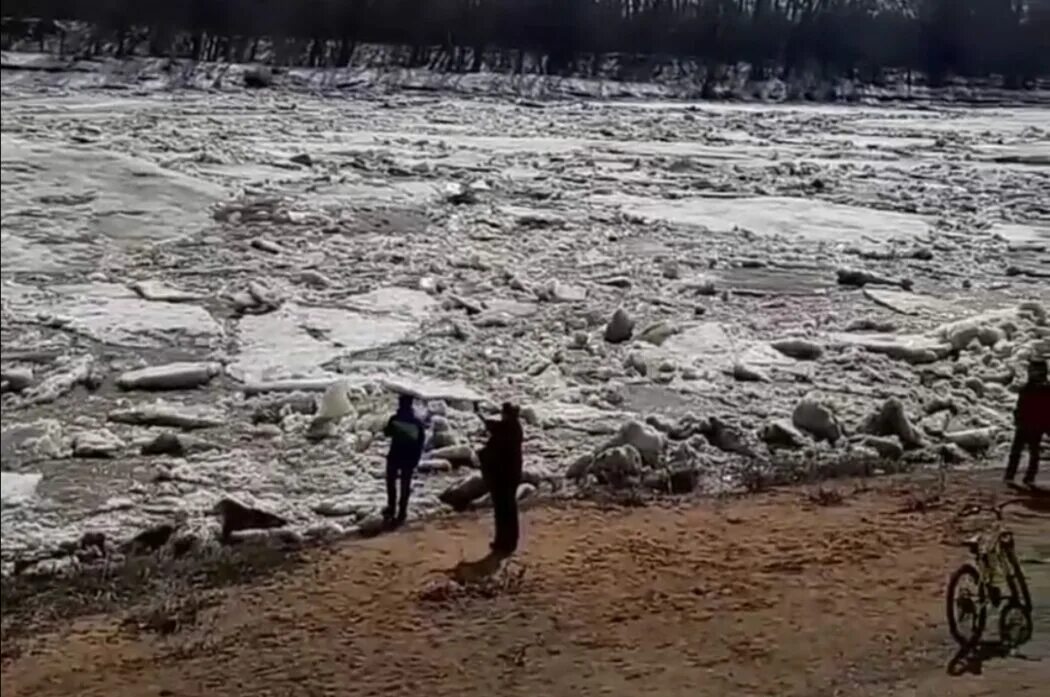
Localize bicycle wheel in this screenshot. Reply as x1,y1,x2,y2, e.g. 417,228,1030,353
999,600,1034,648
947,563,987,647
1004,548,1033,611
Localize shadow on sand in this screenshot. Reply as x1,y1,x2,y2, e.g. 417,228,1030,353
946,615,1039,678
946,640,1015,676
1006,482,1050,514
445,550,513,584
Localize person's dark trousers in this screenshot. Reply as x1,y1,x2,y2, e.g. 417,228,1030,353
1005,428,1042,484
490,480,520,555
384,460,415,524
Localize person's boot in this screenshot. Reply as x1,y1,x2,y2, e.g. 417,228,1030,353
1004,463,1018,483
382,492,399,527
1024,438,1041,486
1004,430,1027,483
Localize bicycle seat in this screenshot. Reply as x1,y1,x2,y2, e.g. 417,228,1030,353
961,535,981,554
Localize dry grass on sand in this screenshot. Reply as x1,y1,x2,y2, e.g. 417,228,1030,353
2,472,1048,697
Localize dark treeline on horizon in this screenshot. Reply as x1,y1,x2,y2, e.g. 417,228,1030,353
2,1,1048,90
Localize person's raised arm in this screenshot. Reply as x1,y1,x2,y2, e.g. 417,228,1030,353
473,401,501,432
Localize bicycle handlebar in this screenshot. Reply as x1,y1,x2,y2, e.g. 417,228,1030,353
957,498,1026,521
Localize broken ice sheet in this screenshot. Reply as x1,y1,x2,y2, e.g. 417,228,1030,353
379,375,484,403
591,194,930,243
1,471,42,505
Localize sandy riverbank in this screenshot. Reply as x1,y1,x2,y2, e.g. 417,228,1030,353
2,470,1047,696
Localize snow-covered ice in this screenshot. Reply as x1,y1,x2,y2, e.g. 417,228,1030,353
1,472,42,505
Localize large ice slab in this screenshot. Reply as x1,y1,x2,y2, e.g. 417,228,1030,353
2,282,223,348
648,322,797,371
228,288,438,383
830,332,947,364
863,288,960,317
990,223,1050,244
1,135,225,271
592,194,930,242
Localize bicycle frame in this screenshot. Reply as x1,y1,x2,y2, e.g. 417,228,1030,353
963,500,1029,607
974,534,1016,600
947,498,1033,649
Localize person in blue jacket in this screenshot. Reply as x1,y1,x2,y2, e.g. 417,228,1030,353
382,394,427,527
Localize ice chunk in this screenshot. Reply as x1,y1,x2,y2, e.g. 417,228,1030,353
1,471,42,505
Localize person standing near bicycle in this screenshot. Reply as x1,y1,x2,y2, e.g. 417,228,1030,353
1005,358,1048,486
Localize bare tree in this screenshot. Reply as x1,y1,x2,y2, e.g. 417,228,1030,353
1,0,1044,90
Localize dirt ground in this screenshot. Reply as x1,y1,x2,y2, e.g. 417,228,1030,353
2,471,1048,697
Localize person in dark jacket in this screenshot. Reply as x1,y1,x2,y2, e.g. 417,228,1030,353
1005,359,1048,486
382,394,427,527
475,401,524,556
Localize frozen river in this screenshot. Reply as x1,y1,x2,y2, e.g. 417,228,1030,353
2,70,1048,572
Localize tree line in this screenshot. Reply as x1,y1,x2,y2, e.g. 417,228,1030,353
2,1,1048,90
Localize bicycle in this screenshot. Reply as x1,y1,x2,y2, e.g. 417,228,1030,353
945,498,1033,649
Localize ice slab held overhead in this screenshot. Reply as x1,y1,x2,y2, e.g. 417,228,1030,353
380,375,484,403
594,195,930,242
